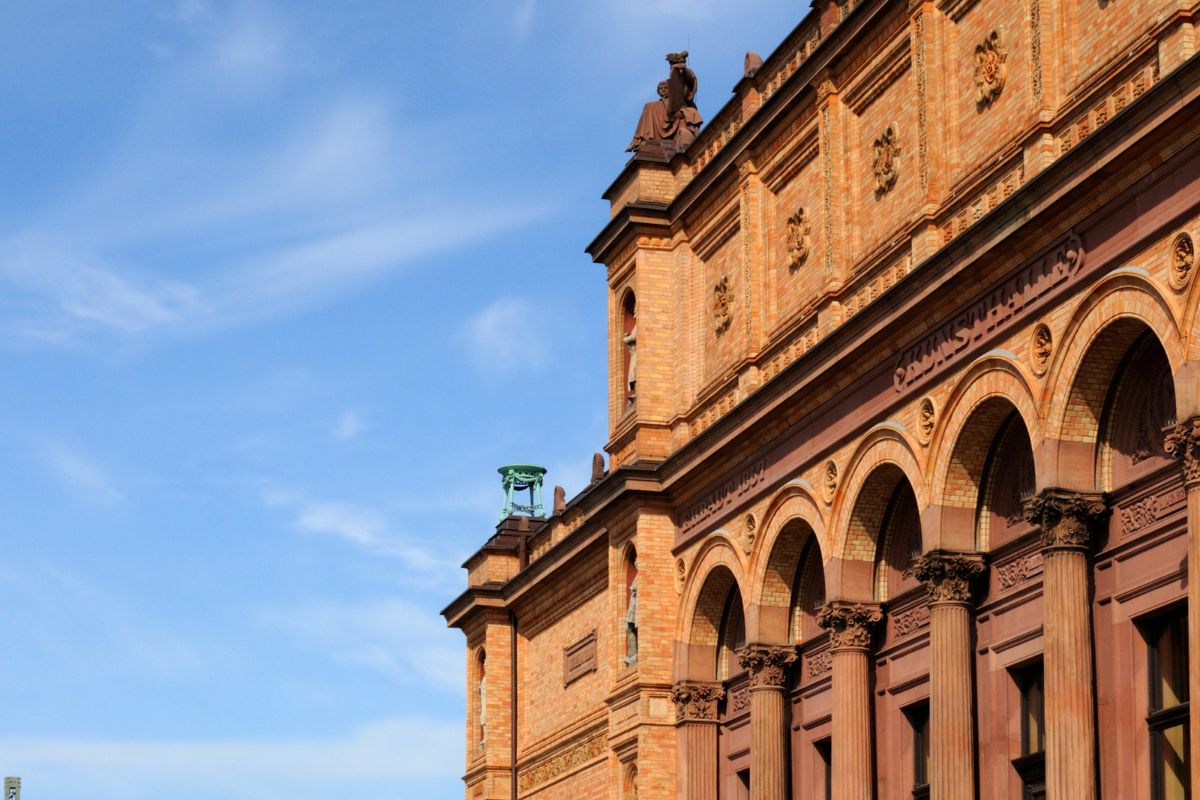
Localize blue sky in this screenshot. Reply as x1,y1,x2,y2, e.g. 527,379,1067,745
0,2,799,797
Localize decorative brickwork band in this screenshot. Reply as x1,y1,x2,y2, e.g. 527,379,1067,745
913,551,986,605
1165,417,1200,486
816,602,883,652
1022,488,1107,551
736,643,798,690
671,681,725,724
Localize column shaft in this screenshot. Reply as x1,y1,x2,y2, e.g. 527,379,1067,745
832,648,873,800
1166,419,1200,798
750,687,787,800
677,721,718,800
1042,549,1095,799
929,602,975,800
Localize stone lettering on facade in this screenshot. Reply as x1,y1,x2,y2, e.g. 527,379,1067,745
677,458,767,533
892,234,1085,391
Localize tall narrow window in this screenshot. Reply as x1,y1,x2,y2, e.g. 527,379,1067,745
907,702,930,799
1147,610,1190,799
1011,662,1045,800
815,738,832,800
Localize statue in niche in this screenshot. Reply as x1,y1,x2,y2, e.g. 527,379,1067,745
625,562,639,666
622,323,638,400
626,52,703,154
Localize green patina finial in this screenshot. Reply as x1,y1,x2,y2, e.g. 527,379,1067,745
498,464,547,520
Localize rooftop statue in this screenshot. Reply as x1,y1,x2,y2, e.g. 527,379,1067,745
626,51,703,154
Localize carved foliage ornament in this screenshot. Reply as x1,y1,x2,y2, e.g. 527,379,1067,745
912,553,986,605
872,124,901,196
1022,489,1108,550
917,397,936,444
1170,232,1195,291
1031,323,1053,375
786,207,812,272
973,29,1008,105
743,513,757,555
816,603,882,651
1164,417,1200,486
736,643,798,689
671,682,725,723
712,275,733,335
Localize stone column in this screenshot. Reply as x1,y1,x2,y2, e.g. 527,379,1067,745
736,643,798,800
913,552,986,800
672,681,725,800
817,603,883,800
1023,489,1107,800
1165,418,1200,799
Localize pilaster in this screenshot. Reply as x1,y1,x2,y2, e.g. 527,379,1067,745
815,74,849,293
1023,489,1108,800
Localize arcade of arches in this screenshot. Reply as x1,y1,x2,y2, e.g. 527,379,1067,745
444,1,1200,798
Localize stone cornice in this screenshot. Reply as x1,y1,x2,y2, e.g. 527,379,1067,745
816,603,883,653
1164,416,1200,487
671,681,725,724
735,643,799,690
913,551,986,605
1022,489,1108,552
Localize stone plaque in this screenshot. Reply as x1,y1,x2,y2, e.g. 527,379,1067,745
563,630,598,686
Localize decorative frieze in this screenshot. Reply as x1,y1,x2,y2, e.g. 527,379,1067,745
973,29,1008,105
913,552,986,604
892,604,931,637
1164,417,1200,486
816,603,883,652
517,730,607,792
996,552,1041,590
807,648,833,677
736,643,799,689
872,124,902,196
730,683,751,713
1118,488,1187,536
671,681,726,723
1022,489,1108,550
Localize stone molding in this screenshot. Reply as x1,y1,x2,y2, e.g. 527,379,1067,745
735,643,799,689
671,681,725,724
1164,417,1200,486
1022,489,1108,551
816,602,883,652
912,551,986,605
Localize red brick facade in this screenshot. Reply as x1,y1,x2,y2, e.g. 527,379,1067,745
445,1,1200,797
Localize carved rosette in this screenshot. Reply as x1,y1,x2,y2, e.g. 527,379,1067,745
1170,232,1195,291
1022,489,1108,551
671,681,725,723
735,643,798,689
917,397,936,445
712,275,733,335
674,556,687,595
816,603,883,652
786,207,812,271
1031,323,1053,375
1164,417,1200,487
973,29,1008,105
912,552,986,605
872,124,901,196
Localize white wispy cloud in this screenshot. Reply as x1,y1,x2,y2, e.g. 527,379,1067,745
2,716,460,796
37,440,124,506
459,296,548,375
260,598,463,691
334,410,365,440
513,0,537,40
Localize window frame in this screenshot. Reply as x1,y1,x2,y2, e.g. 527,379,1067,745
1144,607,1191,800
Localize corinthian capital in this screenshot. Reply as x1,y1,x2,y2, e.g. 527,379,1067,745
912,552,986,605
1164,417,1200,486
1022,489,1107,551
735,643,798,689
816,602,883,652
671,681,725,724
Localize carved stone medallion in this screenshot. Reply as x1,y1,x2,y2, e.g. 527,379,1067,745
674,556,687,595
816,602,883,652
822,460,838,504
973,29,1008,105
786,207,812,271
917,397,936,445
712,275,733,335
1170,232,1195,291
872,124,901,196
742,513,757,555
1031,323,1053,375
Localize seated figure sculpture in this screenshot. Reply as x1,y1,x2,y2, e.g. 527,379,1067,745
626,51,703,154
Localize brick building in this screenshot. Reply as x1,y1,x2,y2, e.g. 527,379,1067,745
443,1,1200,797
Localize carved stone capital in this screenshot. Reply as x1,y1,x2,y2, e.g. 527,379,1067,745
1164,417,1200,487
1022,489,1108,551
735,643,798,690
671,681,725,724
815,602,883,653
912,552,986,605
